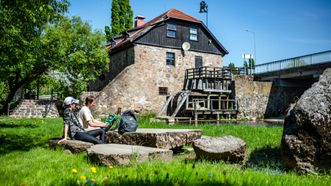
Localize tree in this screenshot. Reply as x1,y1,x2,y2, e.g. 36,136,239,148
41,16,109,97
249,58,255,69
243,60,249,75
118,0,133,31
105,0,133,41
228,62,238,75
0,0,69,114
0,0,109,114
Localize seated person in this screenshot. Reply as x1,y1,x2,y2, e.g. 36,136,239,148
78,95,109,131
58,97,105,144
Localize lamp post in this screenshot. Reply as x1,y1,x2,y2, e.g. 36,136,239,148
199,1,208,27
245,30,256,64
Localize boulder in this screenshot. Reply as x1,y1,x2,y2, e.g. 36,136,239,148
48,138,93,153
281,68,331,173
87,144,173,165
193,135,246,163
106,128,202,150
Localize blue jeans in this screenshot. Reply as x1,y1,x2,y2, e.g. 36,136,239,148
74,129,105,144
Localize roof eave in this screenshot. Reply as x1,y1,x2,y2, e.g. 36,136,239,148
200,22,229,56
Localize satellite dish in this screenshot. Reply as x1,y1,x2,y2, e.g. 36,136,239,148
182,42,191,51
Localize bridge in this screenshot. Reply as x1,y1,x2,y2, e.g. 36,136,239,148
254,50,331,81
249,50,331,117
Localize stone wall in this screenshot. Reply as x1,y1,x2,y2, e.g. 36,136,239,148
10,99,59,118
93,44,223,116
234,76,272,120
80,91,100,105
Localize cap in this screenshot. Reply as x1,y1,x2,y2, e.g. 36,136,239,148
63,97,80,106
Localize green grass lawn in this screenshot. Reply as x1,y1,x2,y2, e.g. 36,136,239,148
0,116,330,186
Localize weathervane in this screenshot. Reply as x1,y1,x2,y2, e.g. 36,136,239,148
199,1,208,27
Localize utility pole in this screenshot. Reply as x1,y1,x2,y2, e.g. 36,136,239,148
245,30,256,64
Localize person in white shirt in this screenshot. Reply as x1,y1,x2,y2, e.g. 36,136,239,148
78,95,108,131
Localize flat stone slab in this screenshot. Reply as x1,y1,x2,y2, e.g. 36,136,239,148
87,144,173,165
106,128,202,150
48,138,93,153
193,135,246,163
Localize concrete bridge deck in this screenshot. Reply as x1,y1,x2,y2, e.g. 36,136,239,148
254,50,331,81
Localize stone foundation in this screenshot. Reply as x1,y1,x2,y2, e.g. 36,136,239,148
10,99,59,118
234,76,272,120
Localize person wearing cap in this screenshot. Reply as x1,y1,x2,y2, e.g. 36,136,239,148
58,96,105,144
78,95,109,131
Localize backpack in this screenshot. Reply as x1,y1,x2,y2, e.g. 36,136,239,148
118,110,138,134
104,114,119,131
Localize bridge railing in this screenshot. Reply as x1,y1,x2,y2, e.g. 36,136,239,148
254,50,331,74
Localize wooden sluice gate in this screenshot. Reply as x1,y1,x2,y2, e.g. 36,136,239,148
157,66,237,124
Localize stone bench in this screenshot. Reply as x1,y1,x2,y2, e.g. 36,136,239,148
87,144,173,166
193,135,246,163
106,128,202,151
48,138,94,153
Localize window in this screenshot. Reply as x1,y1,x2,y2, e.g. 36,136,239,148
159,87,168,95
195,56,203,68
166,52,175,66
189,28,198,41
167,24,176,38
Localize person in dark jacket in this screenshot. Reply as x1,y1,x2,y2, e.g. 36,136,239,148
58,97,104,144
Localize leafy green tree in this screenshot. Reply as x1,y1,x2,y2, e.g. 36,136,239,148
0,0,109,114
105,0,133,41
118,0,133,31
43,16,109,97
0,0,69,114
243,60,249,75
228,62,238,75
249,58,255,69
104,25,112,42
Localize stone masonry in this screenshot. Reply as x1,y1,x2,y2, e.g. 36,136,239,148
90,44,223,116
10,99,59,118
234,76,272,120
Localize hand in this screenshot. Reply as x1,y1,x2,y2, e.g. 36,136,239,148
58,138,67,144
103,122,108,127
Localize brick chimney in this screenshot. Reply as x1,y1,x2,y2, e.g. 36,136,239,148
134,15,145,27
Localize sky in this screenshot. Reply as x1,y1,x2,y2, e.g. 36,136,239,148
68,0,331,67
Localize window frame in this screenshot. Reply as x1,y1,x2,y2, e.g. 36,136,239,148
159,87,168,95
166,52,175,66
189,27,198,41
166,23,177,38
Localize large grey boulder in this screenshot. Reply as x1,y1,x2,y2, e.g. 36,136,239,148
193,135,246,163
87,144,173,165
48,138,93,153
107,128,202,150
281,68,331,173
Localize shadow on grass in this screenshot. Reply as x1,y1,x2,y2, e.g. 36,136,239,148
246,145,282,171
0,122,38,128
0,132,47,155
59,177,237,186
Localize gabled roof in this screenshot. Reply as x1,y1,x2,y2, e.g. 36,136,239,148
107,8,228,55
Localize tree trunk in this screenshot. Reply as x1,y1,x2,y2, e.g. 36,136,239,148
0,88,18,115
0,72,43,115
